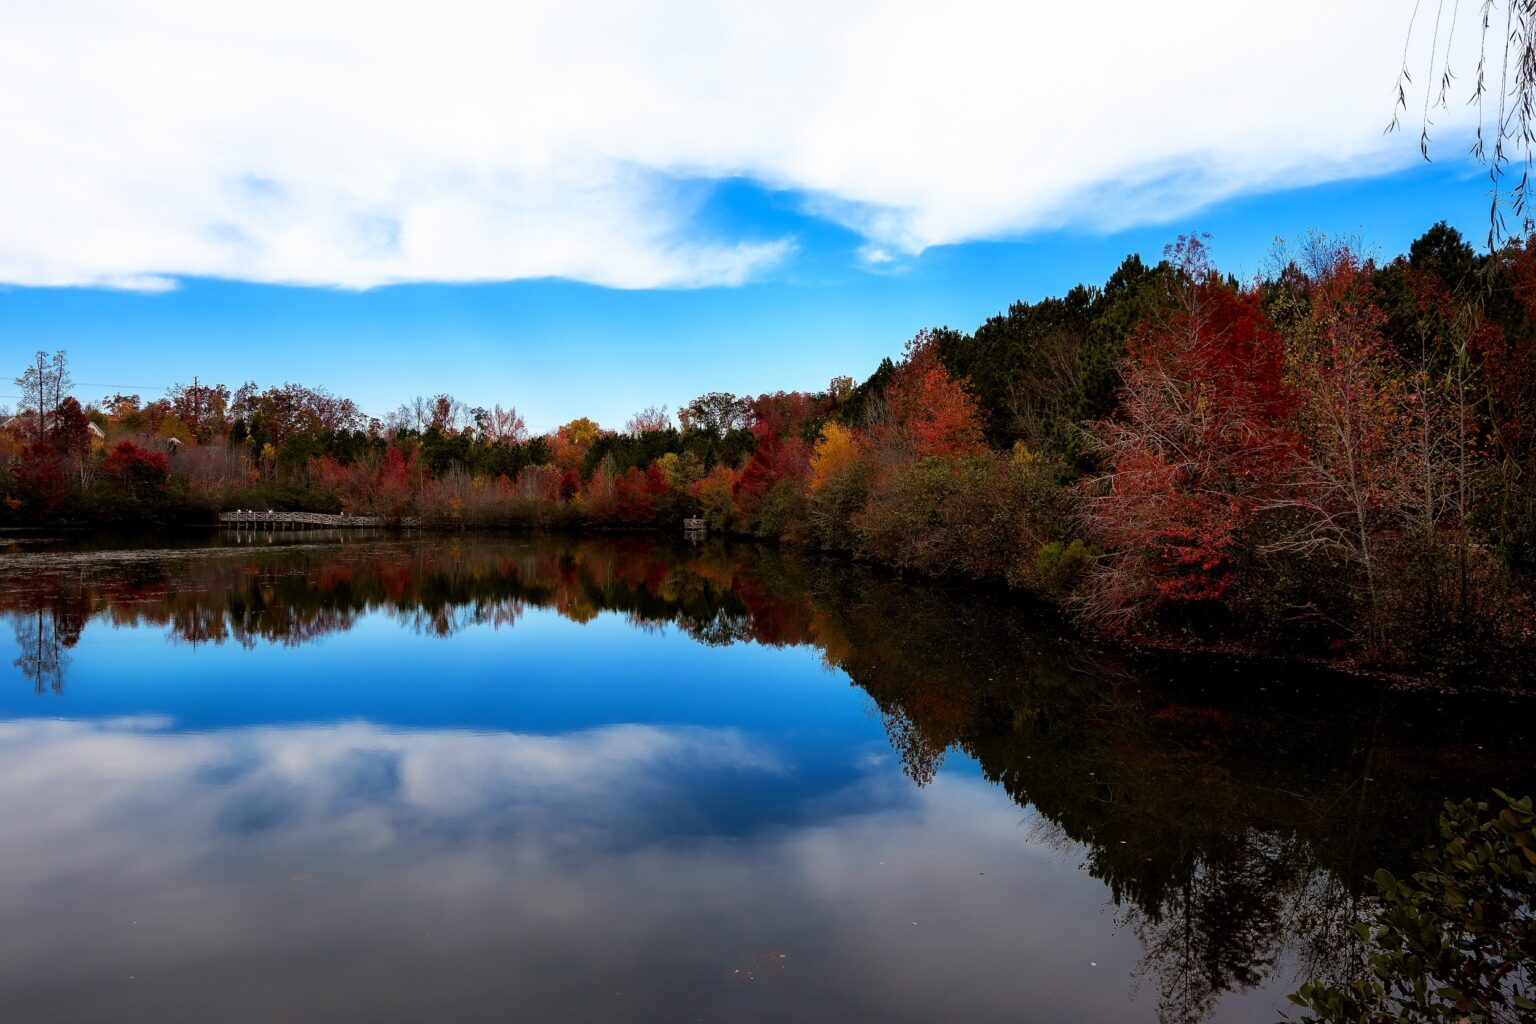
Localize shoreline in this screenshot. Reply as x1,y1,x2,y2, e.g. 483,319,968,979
6,518,1529,694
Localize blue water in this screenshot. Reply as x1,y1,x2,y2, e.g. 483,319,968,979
0,533,1526,1023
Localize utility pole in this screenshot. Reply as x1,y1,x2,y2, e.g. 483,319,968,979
35,351,46,441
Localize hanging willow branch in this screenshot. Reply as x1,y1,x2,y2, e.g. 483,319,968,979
1396,0,1536,247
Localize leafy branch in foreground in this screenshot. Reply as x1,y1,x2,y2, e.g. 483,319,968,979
1285,791,1535,1023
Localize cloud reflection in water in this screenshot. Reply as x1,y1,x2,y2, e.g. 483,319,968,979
0,715,1161,1023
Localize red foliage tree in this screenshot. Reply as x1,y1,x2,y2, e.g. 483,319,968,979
102,440,170,493
616,466,659,523
370,445,417,516
732,435,808,518
49,397,92,466
1087,240,1300,623
1491,241,1536,455
9,443,68,516
746,391,826,442
313,454,372,511
642,462,674,518
879,330,986,458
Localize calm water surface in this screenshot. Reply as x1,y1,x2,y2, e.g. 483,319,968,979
1,532,1530,1023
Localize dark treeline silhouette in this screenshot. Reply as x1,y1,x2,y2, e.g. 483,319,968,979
4,533,1531,1024
5,223,1536,679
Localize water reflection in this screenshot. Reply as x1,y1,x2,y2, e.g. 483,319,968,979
0,534,1530,1023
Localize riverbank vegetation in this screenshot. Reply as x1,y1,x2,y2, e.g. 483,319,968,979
5,223,1535,679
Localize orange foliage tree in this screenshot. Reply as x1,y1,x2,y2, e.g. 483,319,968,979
550,418,605,471
878,330,986,458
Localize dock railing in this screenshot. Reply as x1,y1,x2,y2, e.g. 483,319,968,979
218,510,422,529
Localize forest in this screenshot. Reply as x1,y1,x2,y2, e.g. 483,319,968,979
5,223,1535,680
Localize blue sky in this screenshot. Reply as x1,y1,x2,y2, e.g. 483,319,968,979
0,1,1493,430
0,159,1489,431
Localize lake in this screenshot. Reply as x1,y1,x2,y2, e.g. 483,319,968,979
1,532,1530,1023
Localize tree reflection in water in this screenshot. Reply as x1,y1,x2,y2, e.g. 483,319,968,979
13,608,69,694
0,533,1530,1024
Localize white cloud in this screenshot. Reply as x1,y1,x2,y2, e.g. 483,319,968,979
0,1,1463,290
0,718,781,861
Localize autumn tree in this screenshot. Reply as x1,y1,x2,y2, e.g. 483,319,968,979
1263,249,1400,635
803,422,874,549
102,440,170,497
653,451,704,495
169,379,232,442
235,382,364,446
8,444,68,517
808,422,867,492
876,330,986,459
481,404,530,445
746,391,827,442
428,393,465,433
733,434,806,506
1482,237,1536,571
616,464,671,523
369,445,418,517
50,397,93,485
690,463,738,531
624,405,671,436
550,417,606,471
1085,238,1300,627
101,393,144,431
581,456,619,519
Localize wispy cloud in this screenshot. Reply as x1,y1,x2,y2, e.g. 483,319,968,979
0,1,1452,290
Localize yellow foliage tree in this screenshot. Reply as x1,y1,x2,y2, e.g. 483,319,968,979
808,422,865,491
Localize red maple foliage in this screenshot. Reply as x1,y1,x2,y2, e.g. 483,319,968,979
1089,243,1300,620
1489,241,1536,453
10,443,69,515
616,465,670,523
370,445,417,516
880,330,986,458
733,435,808,515
102,440,170,491
746,391,826,442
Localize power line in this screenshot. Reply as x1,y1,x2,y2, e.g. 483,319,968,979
73,382,174,393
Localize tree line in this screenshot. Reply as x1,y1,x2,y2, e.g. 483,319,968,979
4,221,1534,679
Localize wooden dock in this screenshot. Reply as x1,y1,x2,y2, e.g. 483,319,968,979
218,511,421,529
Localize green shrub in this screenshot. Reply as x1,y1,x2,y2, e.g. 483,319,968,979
850,453,1078,583
1031,539,1098,594
1285,791,1536,1023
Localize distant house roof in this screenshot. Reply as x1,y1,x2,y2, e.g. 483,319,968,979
3,413,107,439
